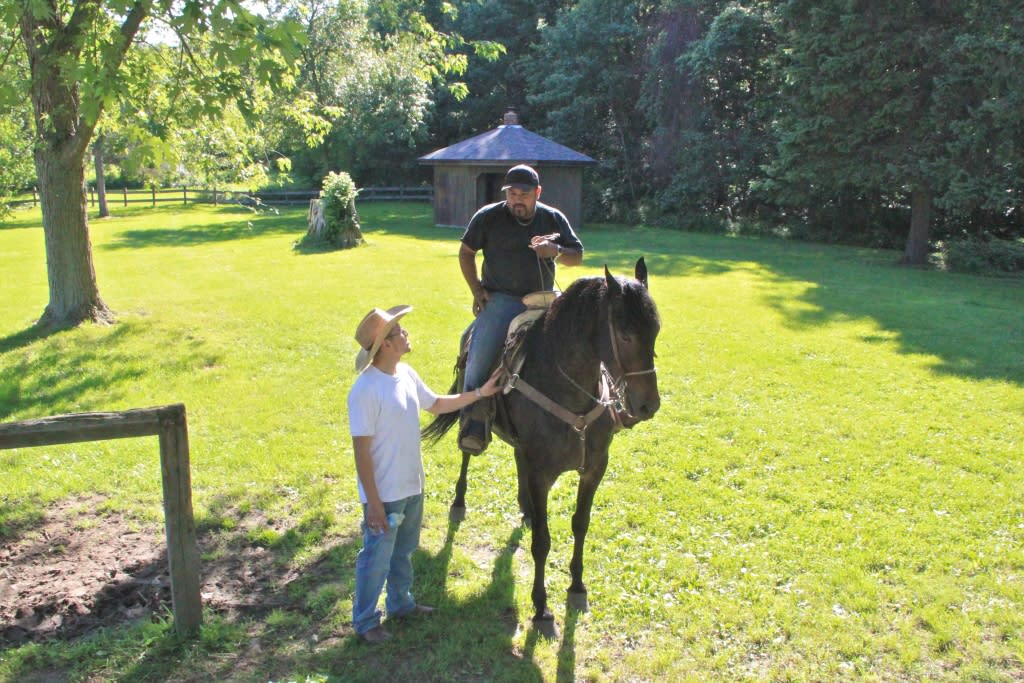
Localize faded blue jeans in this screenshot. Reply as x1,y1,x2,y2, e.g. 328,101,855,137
463,291,527,393
352,493,424,635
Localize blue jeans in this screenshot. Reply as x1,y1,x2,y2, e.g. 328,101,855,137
352,493,424,634
464,291,527,393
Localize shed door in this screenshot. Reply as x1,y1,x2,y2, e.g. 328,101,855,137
476,173,504,207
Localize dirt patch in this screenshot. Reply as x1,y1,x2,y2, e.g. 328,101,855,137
0,496,322,646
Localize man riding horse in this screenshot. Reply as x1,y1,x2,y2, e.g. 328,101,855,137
457,164,584,454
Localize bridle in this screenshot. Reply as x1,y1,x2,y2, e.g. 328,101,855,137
503,288,657,472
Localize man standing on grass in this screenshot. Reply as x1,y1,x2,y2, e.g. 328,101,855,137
347,305,501,644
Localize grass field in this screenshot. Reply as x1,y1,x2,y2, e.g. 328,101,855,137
1,203,1023,681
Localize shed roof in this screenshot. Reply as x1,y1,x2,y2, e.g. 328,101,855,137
418,112,596,167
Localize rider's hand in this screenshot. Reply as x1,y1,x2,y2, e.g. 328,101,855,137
529,233,561,259
472,288,489,316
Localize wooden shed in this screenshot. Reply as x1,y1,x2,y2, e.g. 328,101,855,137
418,112,597,230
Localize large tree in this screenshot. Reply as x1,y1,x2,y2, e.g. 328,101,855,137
642,1,780,223
2,0,301,329
769,0,1024,264
527,0,656,219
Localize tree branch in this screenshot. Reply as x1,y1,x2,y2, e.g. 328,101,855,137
72,1,153,156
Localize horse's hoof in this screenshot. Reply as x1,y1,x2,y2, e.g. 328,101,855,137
449,505,466,522
532,613,558,640
567,590,589,613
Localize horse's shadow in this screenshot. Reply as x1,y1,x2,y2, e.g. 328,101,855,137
409,518,569,679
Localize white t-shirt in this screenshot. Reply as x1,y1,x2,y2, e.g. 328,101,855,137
347,363,438,504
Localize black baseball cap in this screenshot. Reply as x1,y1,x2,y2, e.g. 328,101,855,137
501,164,540,191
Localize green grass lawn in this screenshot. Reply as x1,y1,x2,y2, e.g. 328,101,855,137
1,203,1023,681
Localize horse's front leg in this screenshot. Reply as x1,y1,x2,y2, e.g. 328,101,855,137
514,448,533,527
450,452,472,522
527,472,556,634
567,453,608,612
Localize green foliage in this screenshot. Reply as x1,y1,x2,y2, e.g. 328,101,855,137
316,170,362,247
527,0,651,219
940,237,1024,274
646,3,781,223
0,111,35,215
767,0,1024,259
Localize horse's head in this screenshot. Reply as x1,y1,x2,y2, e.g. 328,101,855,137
604,258,661,426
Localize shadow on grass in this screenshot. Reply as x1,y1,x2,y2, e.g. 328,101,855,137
0,319,217,421
583,229,1024,387
0,324,51,355
301,522,544,682
102,210,307,250
1,485,573,681
0,323,142,421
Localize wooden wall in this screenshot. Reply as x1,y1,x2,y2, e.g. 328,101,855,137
430,164,587,231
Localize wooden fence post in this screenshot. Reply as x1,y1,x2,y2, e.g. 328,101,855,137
0,404,204,637
157,404,203,636
123,186,128,207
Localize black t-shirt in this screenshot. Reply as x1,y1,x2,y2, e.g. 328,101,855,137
461,201,584,297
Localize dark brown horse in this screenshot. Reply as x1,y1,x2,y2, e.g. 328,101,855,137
424,258,661,635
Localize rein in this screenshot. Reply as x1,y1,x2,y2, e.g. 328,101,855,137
501,289,657,473
504,369,614,473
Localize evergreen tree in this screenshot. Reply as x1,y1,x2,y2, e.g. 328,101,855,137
768,0,1024,263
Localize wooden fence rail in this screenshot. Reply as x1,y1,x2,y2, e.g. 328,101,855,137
70,185,434,208
0,404,202,636
6,185,433,210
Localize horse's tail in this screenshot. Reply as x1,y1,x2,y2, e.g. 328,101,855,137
422,372,461,444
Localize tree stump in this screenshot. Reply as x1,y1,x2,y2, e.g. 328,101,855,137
307,199,327,240
300,172,364,249
335,196,365,248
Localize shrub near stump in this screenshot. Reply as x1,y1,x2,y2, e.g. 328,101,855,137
304,171,364,249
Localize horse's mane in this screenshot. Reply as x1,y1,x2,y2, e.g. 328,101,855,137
531,274,660,360
542,276,606,343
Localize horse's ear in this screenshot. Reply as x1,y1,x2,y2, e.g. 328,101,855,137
604,265,622,296
635,257,649,289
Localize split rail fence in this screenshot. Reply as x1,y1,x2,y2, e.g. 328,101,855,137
81,185,432,208
0,404,202,636
7,186,432,211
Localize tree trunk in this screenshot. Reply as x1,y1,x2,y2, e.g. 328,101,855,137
34,147,114,329
19,0,146,330
306,198,326,239
94,135,110,218
901,184,932,266
337,196,364,248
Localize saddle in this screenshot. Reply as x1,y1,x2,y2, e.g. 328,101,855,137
458,291,558,450
502,290,557,382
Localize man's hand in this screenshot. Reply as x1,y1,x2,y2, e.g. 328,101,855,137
366,499,387,534
472,288,490,316
529,233,562,259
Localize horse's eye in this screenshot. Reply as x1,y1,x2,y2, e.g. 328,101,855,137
618,332,632,343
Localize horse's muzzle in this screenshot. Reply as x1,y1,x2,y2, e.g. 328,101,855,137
621,387,660,427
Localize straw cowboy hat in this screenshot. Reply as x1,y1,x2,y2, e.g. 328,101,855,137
354,305,413,372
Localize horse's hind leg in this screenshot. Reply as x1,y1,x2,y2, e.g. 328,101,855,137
567,457,608,613
450,452,472,522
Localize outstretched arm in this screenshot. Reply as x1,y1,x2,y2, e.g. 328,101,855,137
427,368,503,415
